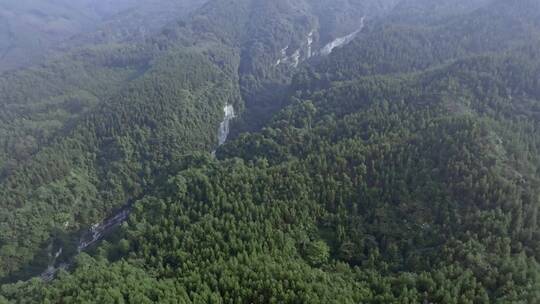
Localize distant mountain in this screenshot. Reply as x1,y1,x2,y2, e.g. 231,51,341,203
386,0,493,24
0,0,206,73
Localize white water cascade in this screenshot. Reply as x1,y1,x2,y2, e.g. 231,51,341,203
40,207,131,281
274,17,366,68
39,106,237,282
319,17,365,56
274,30,315,68
218,104,235,146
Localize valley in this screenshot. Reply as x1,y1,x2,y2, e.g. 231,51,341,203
1,0,540,303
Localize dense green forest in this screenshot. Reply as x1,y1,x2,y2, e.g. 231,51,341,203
0,0,396,282
1,0,540,303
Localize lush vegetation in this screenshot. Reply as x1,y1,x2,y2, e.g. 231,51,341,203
0,0,395,283
2,0,540,303
0,45,240,280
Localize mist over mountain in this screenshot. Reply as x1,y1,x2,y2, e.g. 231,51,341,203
0,0,206,72
1,0,540,302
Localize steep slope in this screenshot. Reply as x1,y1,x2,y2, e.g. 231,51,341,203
4,47,540,303
0,0,398,283
220,0,401,133
0,46,238,281
0,44,155,178
3,0,540,302
0,10,236,281
295,0,540,87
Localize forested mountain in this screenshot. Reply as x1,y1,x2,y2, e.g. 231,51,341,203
295,0,540,87
1,0,540,303
0,0,206,72
386,0,493,24
0,0,399,284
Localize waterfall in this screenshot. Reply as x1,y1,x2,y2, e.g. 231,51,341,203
319,17,365,56
40,248,65,282
274,30,314,68
38,107,237,282
40,207,131,281
307,31,314,58
218,104,235,146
